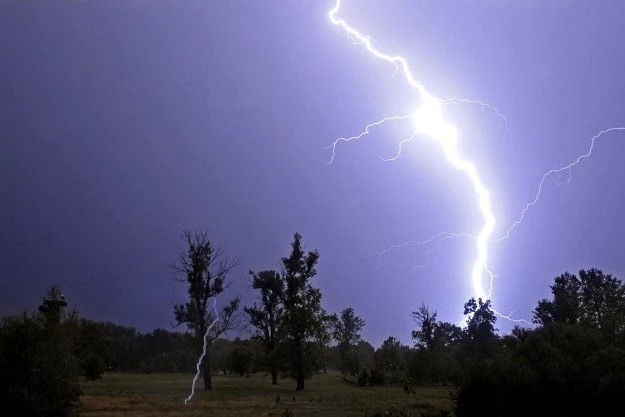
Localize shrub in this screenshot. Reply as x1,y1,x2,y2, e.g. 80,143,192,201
454,323,625,417
0,312,82,416
368,367,385,386
81,353,106,380
357,368,369,386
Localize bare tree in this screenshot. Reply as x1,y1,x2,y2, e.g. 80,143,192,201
171,229,241,391
412,303,438,351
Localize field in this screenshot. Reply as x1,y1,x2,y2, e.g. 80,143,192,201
81,372,453,417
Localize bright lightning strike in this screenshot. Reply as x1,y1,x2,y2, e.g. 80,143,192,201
184,297,219,404
328,0,496,302
328,1,625,326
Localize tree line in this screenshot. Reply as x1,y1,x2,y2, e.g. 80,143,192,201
2,229,625,416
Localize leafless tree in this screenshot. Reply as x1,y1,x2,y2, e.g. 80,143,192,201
171,229,241,390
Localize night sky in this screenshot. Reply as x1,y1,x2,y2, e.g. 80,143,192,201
2,0,625,346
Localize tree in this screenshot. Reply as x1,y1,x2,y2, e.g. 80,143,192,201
578,268,625,338
279,233,322,390
244,269,284,384
0,285,82,417
74,319,105,379
377,336,407,372
533,271,581,325
533,269,625,341
332,307,366,375
454,323,625,417
463,298,497,359
432,321,463,350
229,338,257,376
411,304,438,351
171,229,241,390
455,272,625,416
313,310,336,374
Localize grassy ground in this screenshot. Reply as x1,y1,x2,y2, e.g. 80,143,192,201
81,372,453,417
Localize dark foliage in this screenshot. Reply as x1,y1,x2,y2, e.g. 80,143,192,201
72,319,198,374
244,270,283,384
0,286,82,417
332,307,366,375
533,269,625,341
454,323,625,416
455,269,625,416
277,233,323,390
357,368,369,386
229,338,257,376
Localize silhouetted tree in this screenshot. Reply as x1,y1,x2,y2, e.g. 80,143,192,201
463,298,497,360
278,233,322,390
376,336,412,384
533,269,625,341
0,286,82,417
578,269,625,339
454,323,625,417
229,338,256,376
171,229,241,390
244,269,284,384
533,271,581,325
313,310,335,374
332,307,366,375
432,321,463,351
408,303,464,385
412,304,438,351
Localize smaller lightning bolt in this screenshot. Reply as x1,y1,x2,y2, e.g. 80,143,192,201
379,131,418,162
326,114,413,164
357,232,475,271
495,127,625,242
410,233,464,271
367,231,476,258
185,297,219,404
495,311,532,325
441,97,509,132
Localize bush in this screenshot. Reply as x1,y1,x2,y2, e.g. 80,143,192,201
81,353,106,380
357,368,369,386
454,323,625,417
368,367,385,386
0,313,82,417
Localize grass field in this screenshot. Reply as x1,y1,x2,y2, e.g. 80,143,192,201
81,372,453,416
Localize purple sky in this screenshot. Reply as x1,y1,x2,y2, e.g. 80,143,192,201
2,0,625,346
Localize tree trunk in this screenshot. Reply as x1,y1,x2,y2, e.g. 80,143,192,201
202,350,213,391
295,337,305,391
296,373,305,391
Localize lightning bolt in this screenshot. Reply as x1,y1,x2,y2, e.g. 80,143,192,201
185,297,219,404
441,97,509,132
327,1,625,326
328,0,496,302
495,127,625,242
326,114,413,164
